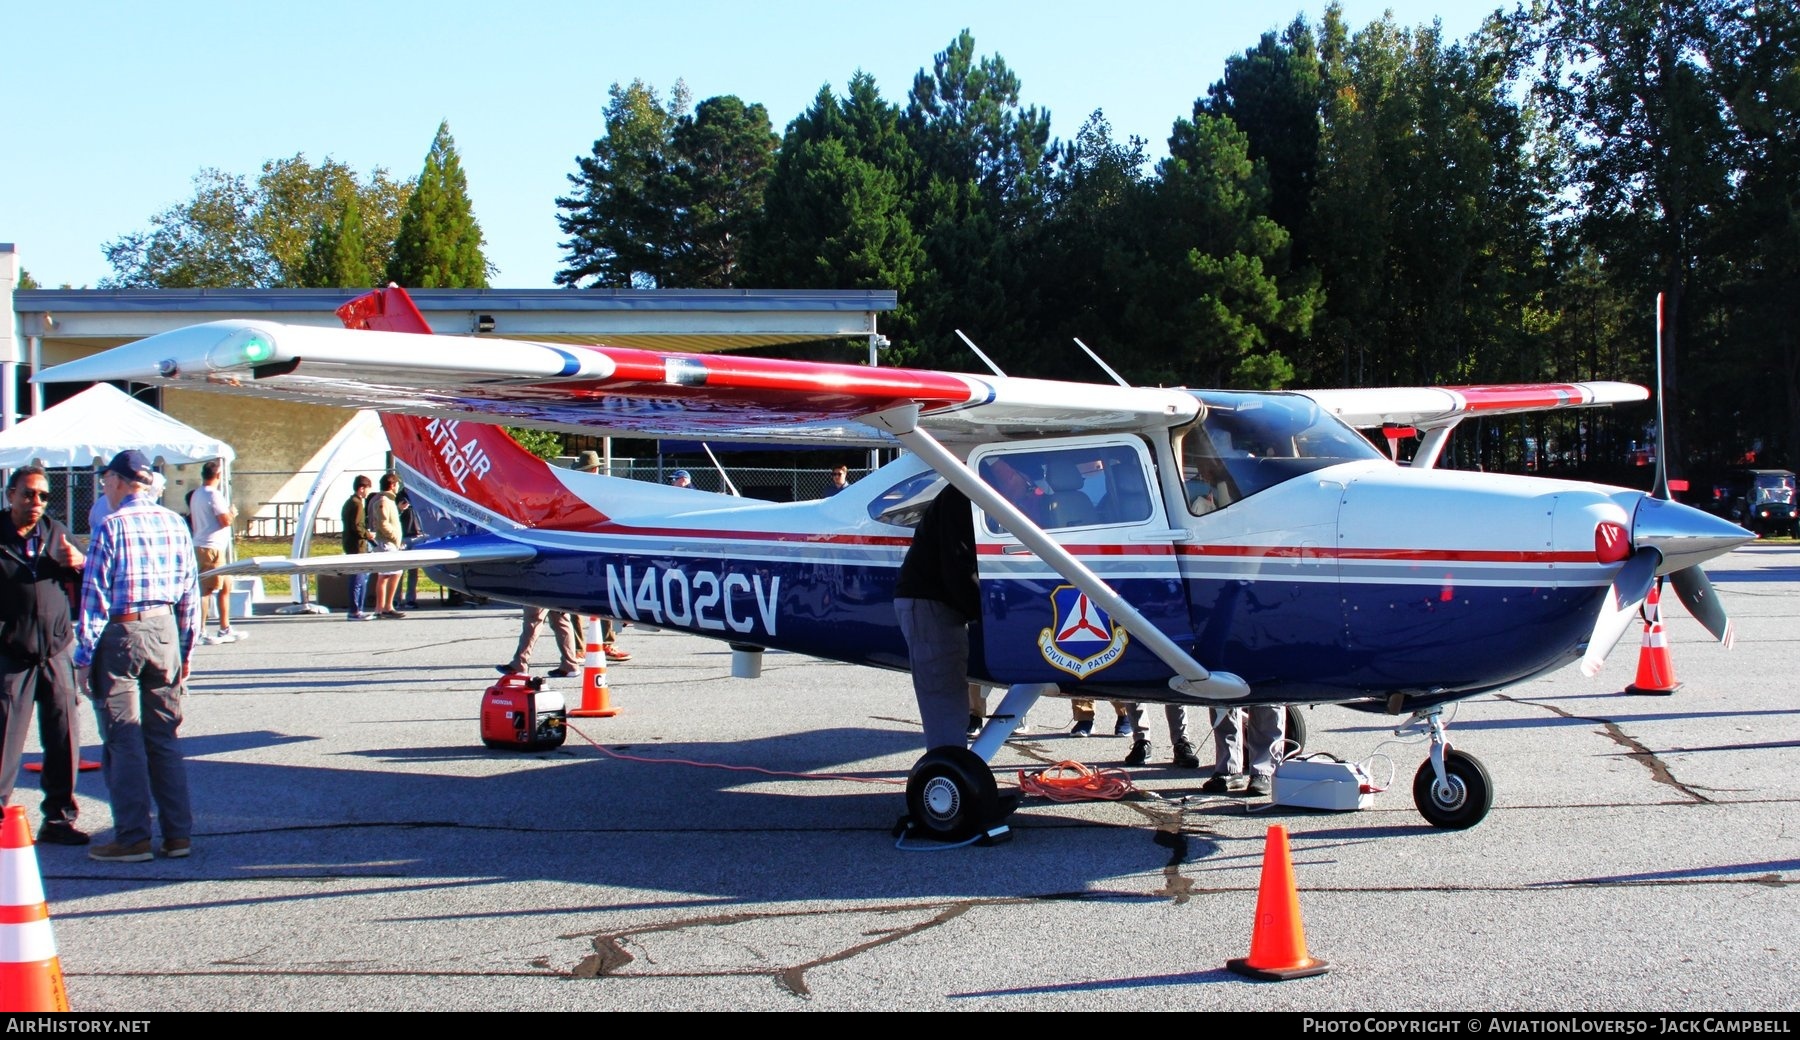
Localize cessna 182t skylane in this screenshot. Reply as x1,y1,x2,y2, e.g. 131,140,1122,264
39,287,1751,839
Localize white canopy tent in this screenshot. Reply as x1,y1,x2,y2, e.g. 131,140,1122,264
0,383,234,532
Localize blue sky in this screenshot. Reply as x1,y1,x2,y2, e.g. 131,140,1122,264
2,1,1499,289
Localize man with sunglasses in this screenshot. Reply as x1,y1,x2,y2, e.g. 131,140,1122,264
0,465,89,845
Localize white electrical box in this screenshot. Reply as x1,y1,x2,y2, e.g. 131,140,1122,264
1272,758,1373,811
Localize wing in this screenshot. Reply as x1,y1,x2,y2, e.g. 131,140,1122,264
35,288,1198,448
1298,383,1649,430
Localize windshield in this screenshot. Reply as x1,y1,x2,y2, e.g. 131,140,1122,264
1752,473,1795,506
1178,391,1382,512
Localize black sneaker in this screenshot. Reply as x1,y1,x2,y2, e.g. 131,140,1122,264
1172,741,1200,769
1069,720,1093,738
1246,774,1274,797
1202,773,1249,794
1124,738,1151,766
966,714,983,739
37,823,89,846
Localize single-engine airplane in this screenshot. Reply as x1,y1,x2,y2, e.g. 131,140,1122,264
38,287,1752,838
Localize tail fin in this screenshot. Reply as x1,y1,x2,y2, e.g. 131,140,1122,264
338,287,607,531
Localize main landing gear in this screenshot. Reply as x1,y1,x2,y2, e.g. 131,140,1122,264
903,747,1004,843
1407,707,1493,829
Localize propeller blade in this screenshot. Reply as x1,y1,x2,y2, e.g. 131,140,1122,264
1581,549,1660,677
1651,292,1670,500
1669,565,1735,649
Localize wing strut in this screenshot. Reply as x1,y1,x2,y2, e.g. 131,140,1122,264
1410,420,1462,469
863,404,1250,702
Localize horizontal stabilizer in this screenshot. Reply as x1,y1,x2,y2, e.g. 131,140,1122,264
203,539,536,579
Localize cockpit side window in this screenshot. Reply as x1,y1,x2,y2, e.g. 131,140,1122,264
975,443,1156,535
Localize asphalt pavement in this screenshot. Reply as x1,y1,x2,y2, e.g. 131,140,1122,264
15,546,1799,1011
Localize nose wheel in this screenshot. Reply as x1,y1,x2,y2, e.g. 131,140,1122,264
1406,709,1494,829
1413,748,1492,828
1284,704,1308,757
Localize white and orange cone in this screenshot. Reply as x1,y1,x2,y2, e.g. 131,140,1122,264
1625,584,1682,696
568,616,619,718
1,806,70,1011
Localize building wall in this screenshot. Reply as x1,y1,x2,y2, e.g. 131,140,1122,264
161,390,365,530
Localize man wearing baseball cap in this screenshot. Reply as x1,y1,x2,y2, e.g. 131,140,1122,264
77,450,199,863
669,470,692,488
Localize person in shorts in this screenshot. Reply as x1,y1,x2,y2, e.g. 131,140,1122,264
364,472,406,619
189,459,241,644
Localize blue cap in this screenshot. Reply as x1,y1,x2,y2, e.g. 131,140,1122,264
103,449,154,485
671,470,691,481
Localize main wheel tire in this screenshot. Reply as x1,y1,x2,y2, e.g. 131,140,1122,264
1284,705,1308,758
905,746,1000,843
1412,748,1493,829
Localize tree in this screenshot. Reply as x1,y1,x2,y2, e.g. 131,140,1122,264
1142,112,1319,388
258,156,410,287
102,158,410,289
743,75,925,342
102,169,267,288
1706,0,1800,465
16,269,40,290
1305,9,1555,394
1527,0,1734,470
386,121,490,289
297,195,374,288
1018,110,1154,380
1200,17,1328,261
663,96,778,287
901,31,1054,365
556,80,691,288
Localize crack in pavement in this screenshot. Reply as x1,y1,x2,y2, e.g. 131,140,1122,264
1498,694,1711,803
530,869,1797,995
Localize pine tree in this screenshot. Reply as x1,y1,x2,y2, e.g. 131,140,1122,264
386,121,490,288
298,196,374,288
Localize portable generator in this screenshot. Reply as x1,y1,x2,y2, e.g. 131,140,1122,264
480,673,568,751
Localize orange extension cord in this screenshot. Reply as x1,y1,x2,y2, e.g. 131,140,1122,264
1018,760,1138,802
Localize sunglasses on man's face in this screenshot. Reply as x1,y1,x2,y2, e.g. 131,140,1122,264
12,490,50,502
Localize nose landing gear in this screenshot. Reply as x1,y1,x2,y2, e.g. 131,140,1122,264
1406,708,1493,829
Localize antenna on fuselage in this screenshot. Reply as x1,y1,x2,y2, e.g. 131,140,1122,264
701,443,741,497
1072,337,1132,388
954,330,1008,378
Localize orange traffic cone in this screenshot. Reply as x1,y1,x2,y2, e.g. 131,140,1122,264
1625,584,1681,696
1,806,70,1011
1226,825,1329,981
567,616,619,718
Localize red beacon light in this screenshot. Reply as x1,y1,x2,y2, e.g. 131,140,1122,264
1594,521,1631,564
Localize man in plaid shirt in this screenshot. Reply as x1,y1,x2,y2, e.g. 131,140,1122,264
76,450,199,863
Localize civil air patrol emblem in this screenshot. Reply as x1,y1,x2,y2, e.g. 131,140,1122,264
1038,584,1129,678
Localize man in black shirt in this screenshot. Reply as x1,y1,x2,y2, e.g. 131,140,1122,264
893,483,978,750
0,465,89,844
340,476,376,621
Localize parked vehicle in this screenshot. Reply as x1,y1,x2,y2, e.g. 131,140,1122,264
1712,468,1797,537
